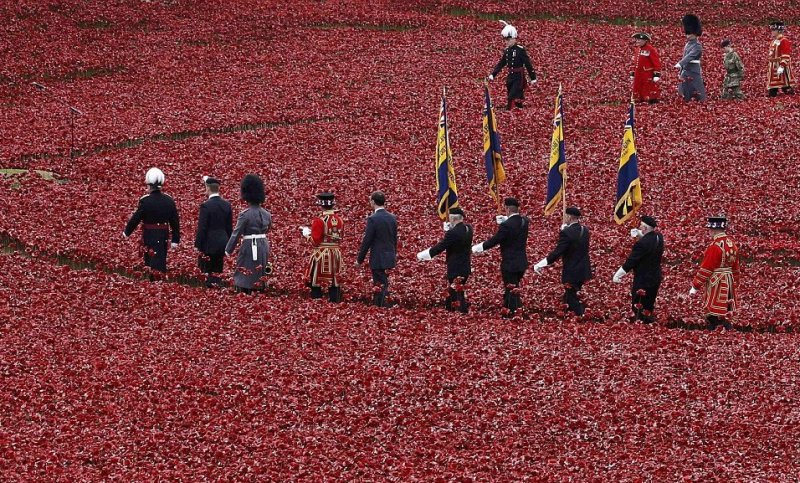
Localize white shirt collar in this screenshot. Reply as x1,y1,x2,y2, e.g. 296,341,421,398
374,207,385,213
208,193,220,199
508,213,520,218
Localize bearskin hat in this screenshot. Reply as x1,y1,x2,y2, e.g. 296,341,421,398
240,174,265,205
682,14,702,36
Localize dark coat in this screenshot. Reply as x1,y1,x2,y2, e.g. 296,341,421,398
195,195,233,255
622,231,664,289
124,189,180,243
482,214,529,273
357,208,398,270
428,222,473,279
546,223,592,285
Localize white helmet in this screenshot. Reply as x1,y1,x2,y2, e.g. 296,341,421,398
500,20,517,39
145,167,165,186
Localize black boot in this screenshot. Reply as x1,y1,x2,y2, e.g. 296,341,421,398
768,88,779,97
328,286,342,303
310,286,323,299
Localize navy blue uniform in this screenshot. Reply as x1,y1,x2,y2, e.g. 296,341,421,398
429,222,473,312
357,208,398,307
546,223,592,315
622,231,664,321
491,44,537,109
195,194,232,283
482,214,530,314
124,189,180,273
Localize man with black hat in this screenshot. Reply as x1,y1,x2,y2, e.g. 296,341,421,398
488,20,537,110
471,197,530,315
720,39,746,100
767,21,794,97
630,33,662,103
301,192,345,303
194,176,232,287
675,14,707,102
123,167,181,274
417,207,473,313
612,215,664,324
689,215,740,330
534,207,592,316
357,191,397,308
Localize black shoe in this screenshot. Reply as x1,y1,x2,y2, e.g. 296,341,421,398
328,286,342,303
310,286,323,299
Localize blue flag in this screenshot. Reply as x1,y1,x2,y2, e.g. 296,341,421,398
435,88,459,220
545,85,566,216
483,84,506,207
614,99,643,224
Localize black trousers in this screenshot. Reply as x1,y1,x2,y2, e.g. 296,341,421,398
199,253,224,287
143,230,168,273
631,284,659,322
769,86,795,96
371,269,389,307
199,253,224,273
564,282,585,316
501,270,525,314
446,275,469,313
707,315,733,330
506,72,526,108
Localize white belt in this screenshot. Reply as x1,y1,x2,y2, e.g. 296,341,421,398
243,234,267,261
689,60,701,64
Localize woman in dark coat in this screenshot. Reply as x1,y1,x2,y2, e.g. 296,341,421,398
225,174,272,293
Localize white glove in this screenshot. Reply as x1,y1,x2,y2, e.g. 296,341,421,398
612,267,627,283
689,287,698,296
417,249,432,261
630,228,643,238
674,63,682,69
533,258,548,273
777,66,785,76
488,75,494,81
495,215,508,225
560,223,568,231
171,242,179,249
300,226,311,238
442,221,451,232
471,243,484,254
529,78,537,84
653,76,661,82
122,231,128,239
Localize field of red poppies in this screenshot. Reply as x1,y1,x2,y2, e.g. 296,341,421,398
2,0,800,479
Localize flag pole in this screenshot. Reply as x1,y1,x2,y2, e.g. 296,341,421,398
560,84,567,218
442,85,449,217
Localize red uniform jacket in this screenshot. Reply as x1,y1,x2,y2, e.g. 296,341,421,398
692,233,739,318
768,36,793,89
306,210,344,286
631,43,662,102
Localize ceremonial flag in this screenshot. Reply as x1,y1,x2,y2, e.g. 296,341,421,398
483,83,506,209
613,99,643,224
435,87,459,220
545,85,566,216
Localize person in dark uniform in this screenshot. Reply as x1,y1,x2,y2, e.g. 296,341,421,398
356,191,397,308
612,215,664,323
472,197,530,315
123,167,180,274
194,176,232,287
488,20,537,110
416,207,473,313
534,206,592,316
